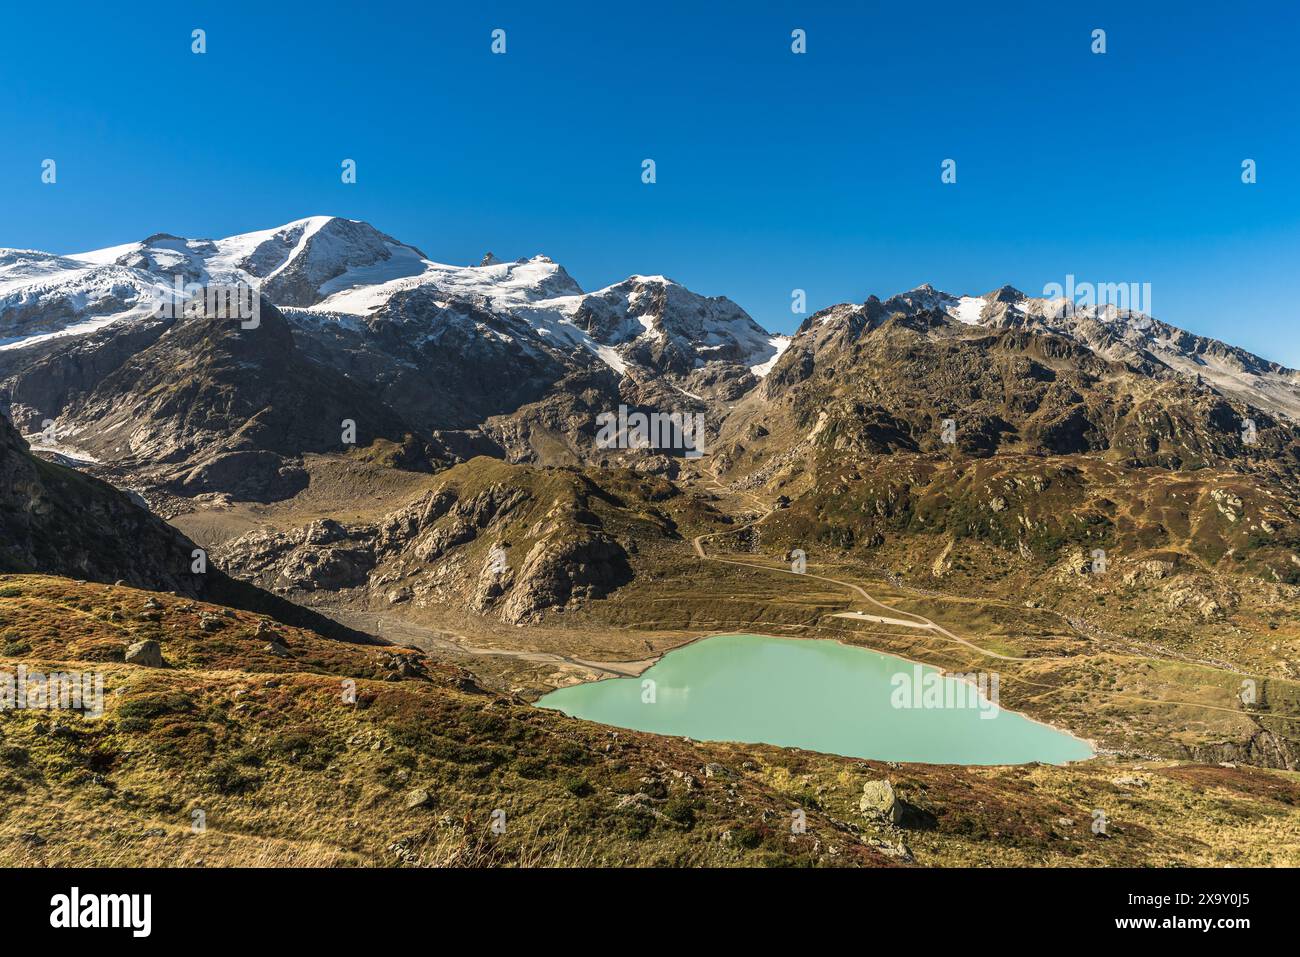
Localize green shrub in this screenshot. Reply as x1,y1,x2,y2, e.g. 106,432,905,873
0,745,30,765
117,692,194,722
208,758,262,795
115,692,196,732
661,796,697,828
562,775,594,798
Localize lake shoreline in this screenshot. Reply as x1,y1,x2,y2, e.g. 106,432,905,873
536,630,1098,767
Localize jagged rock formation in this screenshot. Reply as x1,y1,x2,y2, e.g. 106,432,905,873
215,458,638,624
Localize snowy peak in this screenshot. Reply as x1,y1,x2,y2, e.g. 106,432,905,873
328,263,784,382
61,216,431,308
0,247,168,350
309,250,583,315
0,248,117,291
883,284,960,315
6,217,778,385
550,274,785,378
2,216,433,350
458,255,583,303
246,217,429,307
797,282,1300,423
989,284,1027,305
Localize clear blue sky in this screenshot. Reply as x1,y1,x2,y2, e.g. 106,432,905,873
2,1,1298,364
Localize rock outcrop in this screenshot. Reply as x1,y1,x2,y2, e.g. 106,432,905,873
124,640,164,667
216,460,637,624
859,779,903,824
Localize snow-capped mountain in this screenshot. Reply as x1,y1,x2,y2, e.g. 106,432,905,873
552,275,788,378
0,216,784,381
0,217,792,480
0,249,165,349
979,288,1300,422
6,215,1296,431
62,216,430,307
0,217,419,351
5,216,1300,501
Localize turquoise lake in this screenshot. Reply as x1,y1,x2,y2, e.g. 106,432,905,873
536,633,1093,765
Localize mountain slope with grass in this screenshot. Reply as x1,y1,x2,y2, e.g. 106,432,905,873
2,575,1297,867
0,408,372,643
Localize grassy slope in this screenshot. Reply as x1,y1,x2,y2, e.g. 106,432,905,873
2,575,1298,867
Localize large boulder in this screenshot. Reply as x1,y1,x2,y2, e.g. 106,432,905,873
860,779,902,824
124,640,164,668
404,788,432,810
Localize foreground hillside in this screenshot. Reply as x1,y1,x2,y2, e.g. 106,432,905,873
2,575,1298,867
0,409,373,644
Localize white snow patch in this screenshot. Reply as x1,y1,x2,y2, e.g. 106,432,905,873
749,335,791,377
0,307,151,351
951,297,986,325
65,241,143,266
591,343,629,375
22,438,101,465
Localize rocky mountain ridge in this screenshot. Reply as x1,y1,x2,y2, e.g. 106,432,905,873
5,217,1300,658
6,220,1299,477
